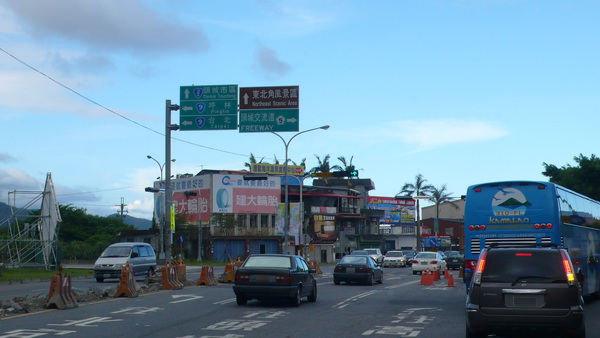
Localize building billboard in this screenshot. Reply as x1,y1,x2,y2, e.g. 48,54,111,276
367,196,415,226
154,175,211,224
212,174,280,214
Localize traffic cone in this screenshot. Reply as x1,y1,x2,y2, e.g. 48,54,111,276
420,269,428,285
426,270,433,286
447,271,455,287
432,267,440,281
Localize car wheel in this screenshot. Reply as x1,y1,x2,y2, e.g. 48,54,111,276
367,273,374,286
291,288,301,307
96,277,104,283
334,278,340,285
307,282,317,302
236,295,247,306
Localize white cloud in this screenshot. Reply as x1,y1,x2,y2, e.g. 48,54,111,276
254,43,292,79
2,0,209,55
359,119,509,153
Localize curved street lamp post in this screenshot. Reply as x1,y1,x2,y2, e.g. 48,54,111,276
272,125,329,255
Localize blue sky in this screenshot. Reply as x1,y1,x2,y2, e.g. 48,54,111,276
1,0,598,220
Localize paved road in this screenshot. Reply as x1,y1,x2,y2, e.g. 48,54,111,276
1,266,600,337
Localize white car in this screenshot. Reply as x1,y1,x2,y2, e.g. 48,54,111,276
411,251,447,275
382,251,406,267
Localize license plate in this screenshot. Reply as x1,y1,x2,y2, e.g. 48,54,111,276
346,268,355,273
421,262,428,265
103,274,111,278
255,275,270,283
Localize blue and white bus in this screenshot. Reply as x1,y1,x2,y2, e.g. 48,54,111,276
464,181,600,296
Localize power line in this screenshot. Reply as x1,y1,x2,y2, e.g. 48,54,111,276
0,46,250,158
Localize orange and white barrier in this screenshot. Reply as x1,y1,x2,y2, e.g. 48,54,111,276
197,265,218,286
45,273,78,309
161,264,184,290
114,266,140,297
222,263,237,283
307,260,323,274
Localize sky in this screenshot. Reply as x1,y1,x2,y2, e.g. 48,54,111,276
1,0,598,220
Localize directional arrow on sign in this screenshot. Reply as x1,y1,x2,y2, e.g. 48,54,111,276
182,106,193,112
170,294,204,304
184,89,190,99
182,120,193,126
287,118,297,123
243,93,249,105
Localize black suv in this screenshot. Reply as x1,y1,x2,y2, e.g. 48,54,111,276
466,244,585,338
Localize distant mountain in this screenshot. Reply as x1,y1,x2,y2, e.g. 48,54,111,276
0,201,29,225
110,214,153,230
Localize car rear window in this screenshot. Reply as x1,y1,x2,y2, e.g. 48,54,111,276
416,252,436,259
244,256,292,268
481,250,566,283
386,252,403,257
340,256,367,264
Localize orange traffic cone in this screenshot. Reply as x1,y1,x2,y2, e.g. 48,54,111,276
420,269,428,285
447,271,455,287
432,268,440,281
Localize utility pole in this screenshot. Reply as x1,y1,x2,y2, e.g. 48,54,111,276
116,197,128,220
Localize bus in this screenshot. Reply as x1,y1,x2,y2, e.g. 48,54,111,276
463,180,600,296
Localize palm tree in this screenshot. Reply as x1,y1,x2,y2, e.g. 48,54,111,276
308,154,342,175
244,153,265,170
337,155,360,177
397,174,434,251
428,184,460,236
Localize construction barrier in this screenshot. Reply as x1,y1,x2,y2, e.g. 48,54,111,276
447,271,455,287
459,266,464,278
45,273,78,310
197,265,218,286
221,263,237,283
114,266,140,297
232,259,244,268
176,263,187,282
308,260,323,274
161,265,184,290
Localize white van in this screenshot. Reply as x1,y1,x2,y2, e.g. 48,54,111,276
93,242,157,283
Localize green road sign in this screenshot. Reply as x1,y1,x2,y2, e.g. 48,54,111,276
238,86,299,133
180,85,238,131
239,109,299,133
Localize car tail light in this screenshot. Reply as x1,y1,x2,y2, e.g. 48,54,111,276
235,273,249,283
413,260,418,264
560,251,576,286
334,266,343,272
431,260,437,264
473,251,487,285
516,253,532,257
356,267,370,273
275,274,292,284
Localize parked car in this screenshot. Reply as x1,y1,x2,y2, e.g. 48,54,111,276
382,251,406,267
466,244,585,338
402,250,417,266
411,251,447,275
233,254,317,307
443,250,464,270
334,255,383,285
93,242,156,283
363,248,384,264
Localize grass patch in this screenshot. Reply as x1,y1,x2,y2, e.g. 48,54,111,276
0,268,93,281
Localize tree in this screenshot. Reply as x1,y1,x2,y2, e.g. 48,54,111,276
308,154,342,175
337,155,360,178
244,153,265,170
428,184,460,229
397,174,434,250
543,154,600,201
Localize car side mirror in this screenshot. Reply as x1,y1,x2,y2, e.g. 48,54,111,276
309,268,316,274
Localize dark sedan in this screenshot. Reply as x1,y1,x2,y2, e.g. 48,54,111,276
443,250,464,270
333,255,383,285
233,254,317,307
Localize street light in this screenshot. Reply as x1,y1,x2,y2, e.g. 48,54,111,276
147,155,176,183
272,125,329,254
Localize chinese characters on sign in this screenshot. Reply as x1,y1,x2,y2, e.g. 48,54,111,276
367,196,416,226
